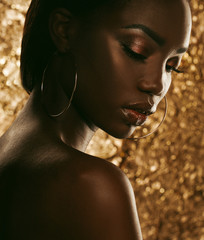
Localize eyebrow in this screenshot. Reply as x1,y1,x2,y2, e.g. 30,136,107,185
122,24,166,46
176,47,188,54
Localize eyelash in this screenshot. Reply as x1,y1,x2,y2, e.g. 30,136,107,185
121,43,183,74
121,43,147,62
166,65,183,73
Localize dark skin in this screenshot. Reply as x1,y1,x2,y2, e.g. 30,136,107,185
0,0,191,239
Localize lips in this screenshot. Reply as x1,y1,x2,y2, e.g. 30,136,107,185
121,103,155,126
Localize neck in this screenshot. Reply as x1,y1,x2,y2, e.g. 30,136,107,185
57,105,98,152
22,85,98,152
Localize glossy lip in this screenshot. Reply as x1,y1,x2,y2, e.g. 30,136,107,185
121,102,155,126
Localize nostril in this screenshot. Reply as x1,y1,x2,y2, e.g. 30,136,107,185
137,81,163,96
137,67,166,96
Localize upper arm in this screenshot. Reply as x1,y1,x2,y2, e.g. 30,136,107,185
71,161,143,240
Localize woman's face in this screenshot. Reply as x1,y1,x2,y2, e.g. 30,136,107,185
68,0,191,138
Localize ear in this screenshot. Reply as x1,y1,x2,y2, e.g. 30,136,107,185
49,8,77,53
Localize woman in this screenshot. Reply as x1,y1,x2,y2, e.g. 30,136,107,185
0,0,191,239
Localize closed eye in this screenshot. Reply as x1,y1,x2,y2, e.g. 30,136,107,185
166,57,184,74
121,42,184,74
120,43,147,62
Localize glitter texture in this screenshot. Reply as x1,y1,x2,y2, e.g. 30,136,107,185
0,1,203,239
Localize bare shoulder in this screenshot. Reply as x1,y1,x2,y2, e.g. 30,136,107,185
42,148,143,240
0,140,142,240
75,153,136,209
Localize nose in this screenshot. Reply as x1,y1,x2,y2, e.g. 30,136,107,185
137,67,167,96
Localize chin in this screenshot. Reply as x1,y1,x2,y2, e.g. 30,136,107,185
103,124,136,140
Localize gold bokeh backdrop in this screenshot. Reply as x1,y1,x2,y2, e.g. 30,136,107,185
0,0,203,239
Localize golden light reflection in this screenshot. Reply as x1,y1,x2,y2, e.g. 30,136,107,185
0,0,203,239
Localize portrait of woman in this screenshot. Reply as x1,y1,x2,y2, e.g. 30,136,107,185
0,0,203,239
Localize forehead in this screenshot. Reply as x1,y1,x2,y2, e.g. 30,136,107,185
91,0,192,48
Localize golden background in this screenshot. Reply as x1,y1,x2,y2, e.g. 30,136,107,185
0,0,203,239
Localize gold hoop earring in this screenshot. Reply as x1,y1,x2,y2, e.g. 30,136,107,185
41,64,77,118
126,96,168,141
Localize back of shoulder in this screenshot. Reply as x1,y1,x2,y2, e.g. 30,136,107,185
55,153,143,240
76,155,133,203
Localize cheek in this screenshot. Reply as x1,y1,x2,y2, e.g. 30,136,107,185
74,35,140,105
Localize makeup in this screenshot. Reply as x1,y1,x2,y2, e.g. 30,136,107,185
122,108,148,126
